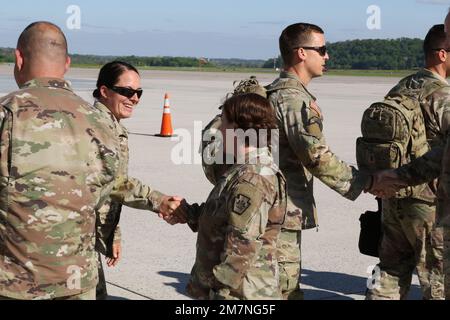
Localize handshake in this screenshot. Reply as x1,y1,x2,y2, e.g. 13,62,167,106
155,169,409,222
157,195,189,225
366,169,408,199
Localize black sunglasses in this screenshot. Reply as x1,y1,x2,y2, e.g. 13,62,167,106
294,45,328,56
109,86,143,99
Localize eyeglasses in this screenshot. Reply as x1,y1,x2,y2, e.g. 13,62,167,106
293,45,328,56
109,86,143,99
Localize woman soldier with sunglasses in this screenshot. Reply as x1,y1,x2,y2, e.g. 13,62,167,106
92,61,185,300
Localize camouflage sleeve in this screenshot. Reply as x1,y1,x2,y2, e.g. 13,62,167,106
432,86,450,136
437,132,450,226
113,225,121,245
110,176,167,213
395,87,450,185
0,106,11,178
95,200,122,257
186,203,206,232
279,93,370,200
212,176,272,297
395,142,443,185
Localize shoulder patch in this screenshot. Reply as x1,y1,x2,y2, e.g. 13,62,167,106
233,194,251,215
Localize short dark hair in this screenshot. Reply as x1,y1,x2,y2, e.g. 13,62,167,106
423,24,447,59
93,61,139,99
17,21,68,63
279,23,324,67
222,93,278,148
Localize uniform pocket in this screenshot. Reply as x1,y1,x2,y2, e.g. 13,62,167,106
356,138,402,172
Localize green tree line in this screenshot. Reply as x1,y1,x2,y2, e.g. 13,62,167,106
70,54,214,68
1,38,425,70
0,48,215,68
263,38,424,70
0,48,15,63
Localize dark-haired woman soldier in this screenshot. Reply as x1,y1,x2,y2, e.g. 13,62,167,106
184,93,287,300
93,61,184,299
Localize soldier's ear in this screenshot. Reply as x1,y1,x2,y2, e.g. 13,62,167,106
14,49,24,72
296,48,307,62
64,56,71,74
99,85,109,100
442,50,449,64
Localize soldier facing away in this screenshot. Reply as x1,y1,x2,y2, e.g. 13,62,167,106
362,25,448,300
0,22,120,300
377,13,450,300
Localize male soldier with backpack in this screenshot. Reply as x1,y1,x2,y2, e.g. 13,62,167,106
359,24,448,300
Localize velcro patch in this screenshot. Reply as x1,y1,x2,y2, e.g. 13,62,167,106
233,194,251,215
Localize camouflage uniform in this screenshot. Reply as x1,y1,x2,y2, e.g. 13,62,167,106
0,78,120,300
394,71,450,299
366,69,446,300
440,132,450,300
93,101,167,300
266,71,370,299
186,147,287,300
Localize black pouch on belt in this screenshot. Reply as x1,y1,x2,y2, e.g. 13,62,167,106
358,198,382,258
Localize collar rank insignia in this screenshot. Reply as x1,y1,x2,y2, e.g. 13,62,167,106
233,194,251,215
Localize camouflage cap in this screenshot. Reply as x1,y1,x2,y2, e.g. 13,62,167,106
229,76,268,99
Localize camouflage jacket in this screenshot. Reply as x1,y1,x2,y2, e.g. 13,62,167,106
186,147,287,300
438,129,450,227
395,70,450,183
392,70,450,225
266,71,369,230
94,101,166,258
0,78,120,299
386,69,447,202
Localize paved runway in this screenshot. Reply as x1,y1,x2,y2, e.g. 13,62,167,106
0,65,423,300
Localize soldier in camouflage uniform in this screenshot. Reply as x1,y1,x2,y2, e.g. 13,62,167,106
441,11,450,301
0,22,120,300
265,23,372,299
374,21,450,299
185,93,287,300
199,77,265,186
440,133,450,300
380,14,450,300
92,61,185,299
364,25,449,300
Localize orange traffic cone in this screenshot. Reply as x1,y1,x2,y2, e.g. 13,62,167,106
156,93,174,137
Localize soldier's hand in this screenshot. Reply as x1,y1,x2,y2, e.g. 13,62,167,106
368,170,407,198
158,196,188,225
106,242,122,267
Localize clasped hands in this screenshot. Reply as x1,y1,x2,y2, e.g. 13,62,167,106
157,170,407,222
158,195,189,225
365,169,408,198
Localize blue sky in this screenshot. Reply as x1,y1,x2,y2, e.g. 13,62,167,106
0,0,449,59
